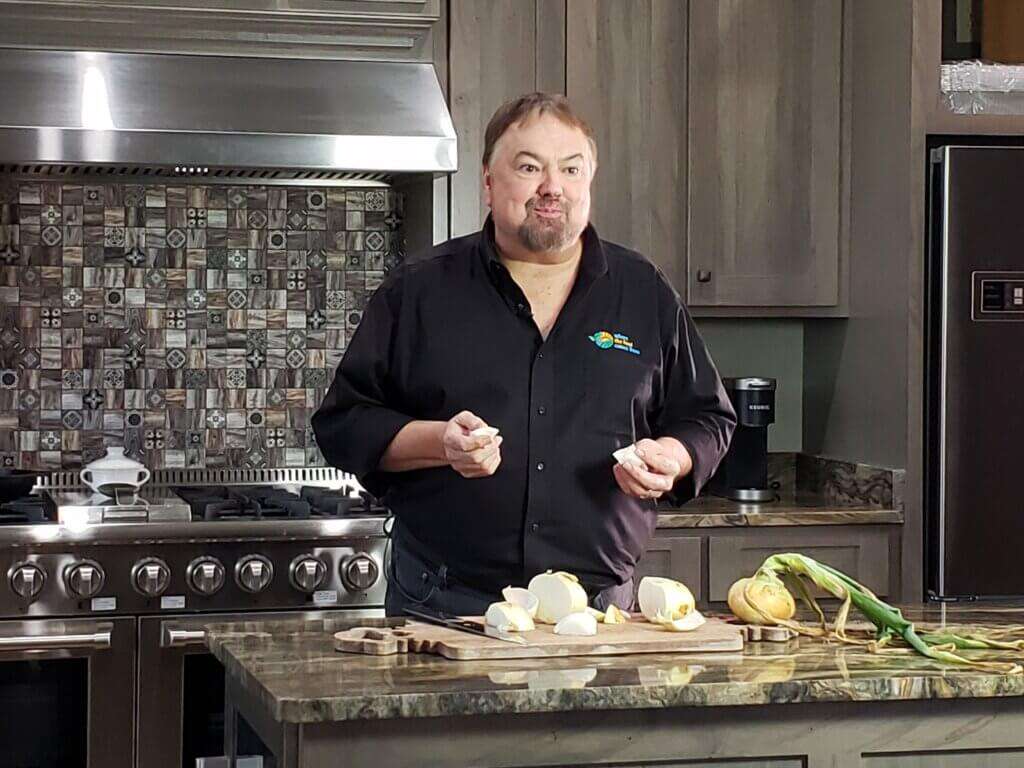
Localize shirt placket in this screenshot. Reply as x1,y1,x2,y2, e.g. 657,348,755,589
522,338,554,578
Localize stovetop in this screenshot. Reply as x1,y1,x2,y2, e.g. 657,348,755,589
0,484,390,528
0,484,391,618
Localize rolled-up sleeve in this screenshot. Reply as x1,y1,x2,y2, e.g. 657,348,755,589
311,275,414,498
651,280,737,504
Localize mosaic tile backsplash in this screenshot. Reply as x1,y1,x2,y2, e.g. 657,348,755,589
0,179,404,470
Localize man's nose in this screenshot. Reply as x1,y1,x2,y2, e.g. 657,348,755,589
536,169,563,198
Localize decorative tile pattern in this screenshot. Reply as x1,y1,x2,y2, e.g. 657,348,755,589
0,180,404,469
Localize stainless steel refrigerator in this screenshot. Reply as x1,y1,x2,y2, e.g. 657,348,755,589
926,145,1024,600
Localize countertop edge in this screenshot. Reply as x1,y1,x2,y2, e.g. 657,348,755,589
267,671,1024,723
655,508,903,528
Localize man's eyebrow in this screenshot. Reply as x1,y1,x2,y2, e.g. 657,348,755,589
513,151,586,164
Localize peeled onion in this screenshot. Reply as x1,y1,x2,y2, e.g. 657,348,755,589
727,576,796,625
527,571,588,624
484,601,535,632
553,611,598,636
603,604,630,624
501,586,539,618
637,577,696,622
652,609,706,632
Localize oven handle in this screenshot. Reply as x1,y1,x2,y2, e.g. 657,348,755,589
162,628,207,648
0,630,111,651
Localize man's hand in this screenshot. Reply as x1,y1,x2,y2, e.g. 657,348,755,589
443,410,503,478
612,437,692,500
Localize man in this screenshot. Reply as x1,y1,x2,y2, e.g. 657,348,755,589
312,93,735,617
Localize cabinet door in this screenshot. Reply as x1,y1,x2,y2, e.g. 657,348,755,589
448,0,567,236
707,528,893,602
566,0,688,292
687,0,842,307
634,535,704,604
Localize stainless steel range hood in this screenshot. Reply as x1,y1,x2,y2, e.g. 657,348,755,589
0,49,457,179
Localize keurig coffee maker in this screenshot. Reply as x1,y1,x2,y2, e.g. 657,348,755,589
709,377,776,502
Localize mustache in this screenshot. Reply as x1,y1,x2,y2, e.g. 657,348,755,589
527,197,569,212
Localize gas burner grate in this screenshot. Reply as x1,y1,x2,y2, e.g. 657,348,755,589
170,485,389,521
300,487,389,518
0,496,54,525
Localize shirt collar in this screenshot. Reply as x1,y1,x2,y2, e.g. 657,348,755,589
480,214,609,280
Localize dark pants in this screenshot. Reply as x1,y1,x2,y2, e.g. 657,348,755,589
385,536,635,617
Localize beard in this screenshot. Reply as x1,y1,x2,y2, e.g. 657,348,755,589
516,198,583,252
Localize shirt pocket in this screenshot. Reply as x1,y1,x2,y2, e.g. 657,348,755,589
583,346,656,440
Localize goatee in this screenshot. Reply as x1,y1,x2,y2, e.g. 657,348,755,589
516,201,582,252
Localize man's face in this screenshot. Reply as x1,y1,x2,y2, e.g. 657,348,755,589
483,111,595,254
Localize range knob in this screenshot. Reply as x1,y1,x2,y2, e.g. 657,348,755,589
64,559,105,599
8,562,46,601
235,555,274,594
340,554,379,592
186,557,225,596
288,555,327,594
131,557,171,598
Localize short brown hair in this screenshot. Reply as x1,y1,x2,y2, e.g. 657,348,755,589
482,92,598,168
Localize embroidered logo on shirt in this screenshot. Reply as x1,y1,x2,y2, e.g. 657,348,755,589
588,330,640,355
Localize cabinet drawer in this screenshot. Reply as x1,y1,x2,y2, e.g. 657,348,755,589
635,536,703,604
707,529,892,602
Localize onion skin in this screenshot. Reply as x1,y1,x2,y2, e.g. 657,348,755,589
727,576,796,625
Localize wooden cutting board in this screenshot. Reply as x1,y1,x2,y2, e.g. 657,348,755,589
334,616,743,660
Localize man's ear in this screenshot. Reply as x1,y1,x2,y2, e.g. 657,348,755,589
482,165,492,207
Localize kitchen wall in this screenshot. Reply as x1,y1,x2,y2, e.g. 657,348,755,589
695,319,803,453
0,178,404,470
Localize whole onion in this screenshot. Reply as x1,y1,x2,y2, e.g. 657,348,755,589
727,575,796,625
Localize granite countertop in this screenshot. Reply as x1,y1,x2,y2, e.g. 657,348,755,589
205,605,1024,724
656,492,904,528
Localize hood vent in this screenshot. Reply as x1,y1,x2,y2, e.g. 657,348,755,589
0,49,457,179
0,163,392,186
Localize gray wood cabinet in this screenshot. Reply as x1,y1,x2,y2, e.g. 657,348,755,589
707,527,894,601
565,0,688,292
687,0,843,308
633,534,703,605
448,0,566,237
649,525,899,605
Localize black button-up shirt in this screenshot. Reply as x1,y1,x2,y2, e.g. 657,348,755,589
312,219,736,597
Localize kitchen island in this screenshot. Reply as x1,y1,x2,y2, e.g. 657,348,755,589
208,605,1024,767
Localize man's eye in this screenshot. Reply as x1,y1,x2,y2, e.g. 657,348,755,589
564,166,581,176
519,164,538,173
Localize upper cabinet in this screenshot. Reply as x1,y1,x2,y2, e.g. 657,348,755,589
687,0,844,308
448,0,567,237
565,0,688,293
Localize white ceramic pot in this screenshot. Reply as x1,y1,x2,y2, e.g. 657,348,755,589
80,447,151,494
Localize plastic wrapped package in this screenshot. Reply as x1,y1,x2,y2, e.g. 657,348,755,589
941,61,1024,114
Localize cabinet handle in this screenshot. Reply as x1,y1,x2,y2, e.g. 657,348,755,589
696,270,712,283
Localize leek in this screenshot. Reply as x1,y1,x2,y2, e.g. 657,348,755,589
731,553,1024,674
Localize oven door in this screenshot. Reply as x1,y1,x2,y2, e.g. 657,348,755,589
0,616,136,768
137,609,384,768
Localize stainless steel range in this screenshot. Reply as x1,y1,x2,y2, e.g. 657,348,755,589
0,468,389,768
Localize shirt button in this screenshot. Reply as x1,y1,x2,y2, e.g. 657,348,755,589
536,462,545,471
537,406,546,415
516,302,525,312
537,352,545,359
530,522,540,533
